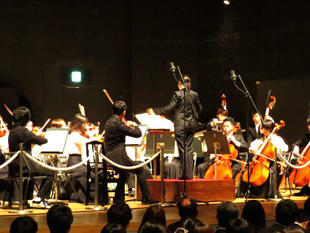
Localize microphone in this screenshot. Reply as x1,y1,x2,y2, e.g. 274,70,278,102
230,70,237,82
169,62,176,73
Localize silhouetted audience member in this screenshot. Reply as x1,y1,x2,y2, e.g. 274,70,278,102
241,200,265,233
304,197,310,213
181,218,215,233
283,224,305,233
107,202,132,229
226,218,253,233
260,200,298,233
10,216,38,233
138,204,166,232
215,201,239,233
167,198,203,233
138,221,167,233
46,203,73,233
287,209,310,233
101,223,126,233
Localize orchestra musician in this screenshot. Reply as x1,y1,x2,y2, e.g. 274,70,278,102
203,117,247,179
104,100,155,204
247,112,264,145
147,76,203,179
197,107,228,178
292,117,310,196
62,113,90,203
8,107,54,207
238,120,288,198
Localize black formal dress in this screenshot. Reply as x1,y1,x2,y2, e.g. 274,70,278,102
104,115,152,203
154,88,203,179
8,126,54,200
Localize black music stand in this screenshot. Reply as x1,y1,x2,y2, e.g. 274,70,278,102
203,132,230,179
40,128,69,204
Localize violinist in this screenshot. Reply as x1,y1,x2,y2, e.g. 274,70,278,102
8,107,54,207
238,120,288,198
292,117,310,196
207,107,228,132
223,117,248,179
62,113,89,203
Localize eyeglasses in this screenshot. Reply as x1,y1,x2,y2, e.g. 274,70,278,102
174,227,189,233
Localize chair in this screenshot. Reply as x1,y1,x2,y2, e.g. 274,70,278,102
85,141,117,205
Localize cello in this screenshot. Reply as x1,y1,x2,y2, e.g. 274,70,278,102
289,141,310,187
242,120,285,186
204,123,240,179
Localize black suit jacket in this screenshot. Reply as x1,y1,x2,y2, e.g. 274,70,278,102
154,89,203,131
104,115,142,166
8,126,47,153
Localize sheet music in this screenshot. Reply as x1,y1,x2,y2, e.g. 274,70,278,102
125,125,148,146
40,128,69,153
135,113,174,131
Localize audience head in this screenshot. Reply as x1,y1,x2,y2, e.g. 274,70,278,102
140,204,166,229
101,223,126,233
295,209,310,230
283,224,305,233
275,199,298,226
46,202,73,233
112,101,127,116
138,221,167,233
216,201,239,228
12,107,31,127
241,200,265,230
226,218,253,233
107,202,132,228
177,198,198,220
10,216,38,233
181,218,214,233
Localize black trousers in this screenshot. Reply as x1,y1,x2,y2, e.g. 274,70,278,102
113,161,152,203
175,127,195,179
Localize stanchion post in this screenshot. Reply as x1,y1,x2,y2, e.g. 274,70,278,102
157,143,165,205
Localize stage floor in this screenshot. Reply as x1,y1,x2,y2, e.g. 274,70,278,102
0,190,308,233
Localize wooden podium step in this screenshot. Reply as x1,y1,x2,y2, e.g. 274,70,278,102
137,178,236,202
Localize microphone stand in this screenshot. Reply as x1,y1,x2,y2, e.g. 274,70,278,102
232,73,262,197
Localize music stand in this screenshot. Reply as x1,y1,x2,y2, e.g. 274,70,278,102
40,128,69,204
203,131,230,179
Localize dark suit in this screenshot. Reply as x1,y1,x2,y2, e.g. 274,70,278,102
104,115,152,203
155,88,202,179
8,126,54,200
247,123,263,145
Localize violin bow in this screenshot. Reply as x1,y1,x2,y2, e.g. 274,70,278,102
102,89,114,105
3,104,13,116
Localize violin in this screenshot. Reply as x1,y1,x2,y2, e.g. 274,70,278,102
289,141,310,187
0,115,8,137
242,120,285,186
33,118,51,136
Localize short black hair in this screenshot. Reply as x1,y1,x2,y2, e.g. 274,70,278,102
101,223,126,233
241,200,265,229
138,221,167,233
217,201,239,227
177,198,198,220
275,200,298,226
295,209,310,223
107,203,132,228
217,108,228,117
10,216,38,233
226,218,253,233
46,203,73,233
223,117,235,125
112,101,127,116
261,120,274,132
12,107,31,127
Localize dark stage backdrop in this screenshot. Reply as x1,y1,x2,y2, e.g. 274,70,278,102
0,0,309,143
257,78,310,145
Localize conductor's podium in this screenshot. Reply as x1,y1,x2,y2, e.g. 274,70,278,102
137,179,235,202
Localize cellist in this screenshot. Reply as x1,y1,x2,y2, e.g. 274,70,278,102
291,117,310,196
238,120,288,198
204,117,247,179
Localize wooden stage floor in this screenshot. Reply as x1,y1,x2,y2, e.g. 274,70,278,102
0,192,308,233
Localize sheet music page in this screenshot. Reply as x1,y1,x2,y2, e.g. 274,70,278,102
40,128,69,153
135,113,174,130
